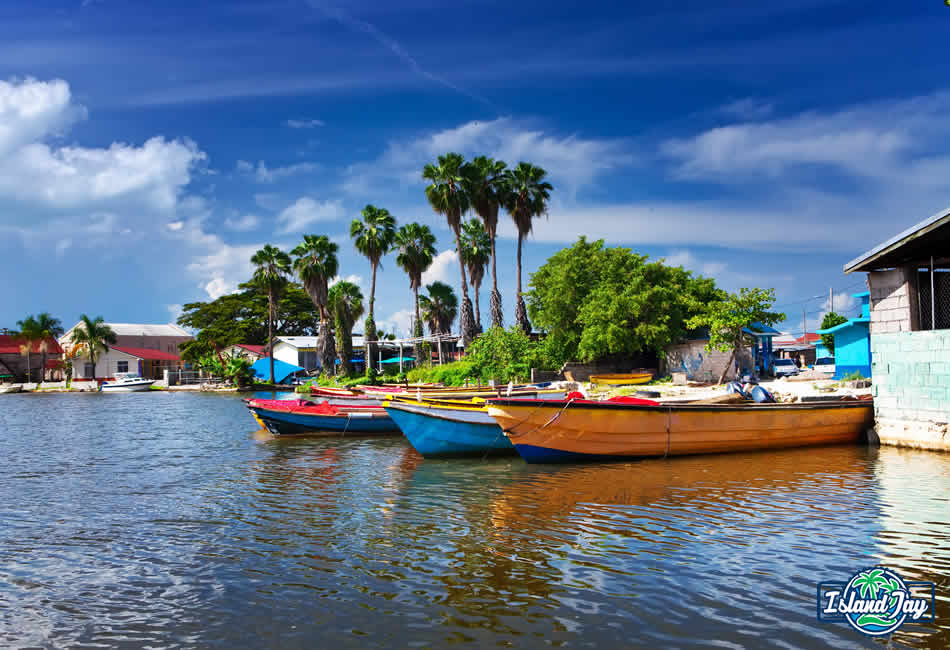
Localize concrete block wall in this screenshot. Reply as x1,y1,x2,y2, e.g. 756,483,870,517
868,269,914,334
665,340,753,383
871,330,950,450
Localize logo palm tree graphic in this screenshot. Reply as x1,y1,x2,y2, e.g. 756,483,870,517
850,569,901,628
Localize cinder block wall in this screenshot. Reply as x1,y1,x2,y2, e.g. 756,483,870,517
665,340,753,383
868,269,914,334
871,331,950,450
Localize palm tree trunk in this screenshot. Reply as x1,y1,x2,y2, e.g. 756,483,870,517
318,306,337,375
473,279,482,334
490,233,503,328
366,263,378,373
40,351,47,384
454,231,476,346
413,285,423,364
268,292,275,385
515,233,531,333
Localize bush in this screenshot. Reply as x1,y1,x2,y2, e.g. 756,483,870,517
465,326,545,383
406,361,477,386
841,371,867,382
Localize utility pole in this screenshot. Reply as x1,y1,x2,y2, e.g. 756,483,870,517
829,287,834,314
802,307,806,342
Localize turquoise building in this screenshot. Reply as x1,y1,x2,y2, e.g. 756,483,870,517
816,292,871,379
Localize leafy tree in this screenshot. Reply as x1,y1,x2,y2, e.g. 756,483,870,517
69,314,117,384
423,152,476,346
15,313,63,383
292,234,339,374
502,162,552,333
251,244,292,384
686,288,786,384
462,155,508,328
351,204,397,373
394,222,436,363
527,237,722,367
177,283,319,362
419,281,458,363
328,280,364,375
458,218,491,334
465,326,541,383
820,311,848,353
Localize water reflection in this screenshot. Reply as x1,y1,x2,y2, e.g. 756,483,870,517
0,393,947,648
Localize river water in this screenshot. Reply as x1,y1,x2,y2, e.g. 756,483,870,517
0,391,947,648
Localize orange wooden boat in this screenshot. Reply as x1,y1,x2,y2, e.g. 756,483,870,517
486,396,874,463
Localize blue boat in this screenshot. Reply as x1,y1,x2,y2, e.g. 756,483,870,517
383,399,516,458
247,399,400,437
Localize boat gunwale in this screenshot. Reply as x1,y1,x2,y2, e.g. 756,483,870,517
485,398,873,412
383,402,495,424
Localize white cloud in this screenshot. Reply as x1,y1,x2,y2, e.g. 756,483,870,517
663,249,726,277
166,303,183,321
167,221,184,231
378,309,414,337
330,273,362,288
236,159,318,183
0,77,85,156
343,117,635,197
421,249,458,285
223,214,259,231
663,91,950,184
285,118,325,129
276,197,345,233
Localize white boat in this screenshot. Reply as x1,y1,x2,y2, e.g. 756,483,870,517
101,373,155,392
0,384,22,394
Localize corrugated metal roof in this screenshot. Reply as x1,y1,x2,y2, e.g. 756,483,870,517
111,346,181,361
844,204,950,273
61,322,192,343
0,335,64,355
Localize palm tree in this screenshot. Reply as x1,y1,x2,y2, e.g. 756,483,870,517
419,281,458,364
328,281,364,375
16,314,63,383
251,244,292,384
423,152,476,346
350,205,397,372
291,235,339,375
462,156,507,328
69,314,117,385
458,218,491,334
503,162,552,333
394,222,437,362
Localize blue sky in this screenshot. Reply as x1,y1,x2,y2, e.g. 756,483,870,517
1,0,948,336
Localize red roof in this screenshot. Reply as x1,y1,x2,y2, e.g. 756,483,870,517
796,333,821,345
0,335,64,355
235,344,266,355
111,345,180,361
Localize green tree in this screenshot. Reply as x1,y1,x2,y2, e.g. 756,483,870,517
69,314,117,384
177,283,319,362
394,222,437,363
458,218,491,334
465,326,541,383
15,313,63,383
686,287,786,384
819,311,848,354
419,281,458,363
351,204,397,373
292,234,339,374
462,155,508,328
527,237,722,367
251,244,292,384
423,152,476,346
503,162,552,333
328,280,364,375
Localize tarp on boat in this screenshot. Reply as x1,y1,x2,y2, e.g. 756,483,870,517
251,358,305,384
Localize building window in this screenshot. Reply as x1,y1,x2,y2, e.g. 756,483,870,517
84,362,95,378
916,268,950,331
117,361,129,373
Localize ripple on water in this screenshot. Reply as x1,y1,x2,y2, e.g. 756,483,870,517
0,393,947,648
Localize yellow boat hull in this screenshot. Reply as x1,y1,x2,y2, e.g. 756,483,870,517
589,373,653,386
486,399,873,462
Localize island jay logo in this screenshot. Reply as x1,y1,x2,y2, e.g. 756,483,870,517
817,567,935,636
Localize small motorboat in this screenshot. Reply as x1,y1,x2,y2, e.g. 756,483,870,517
486,395,874,463
245,398,400,437
0,384,22,394
589,372,654,386
383,397,516,458
101,373,156,392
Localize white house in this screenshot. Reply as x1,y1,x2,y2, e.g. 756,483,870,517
69,345,184,381
222,344,267,362
60,322,193,358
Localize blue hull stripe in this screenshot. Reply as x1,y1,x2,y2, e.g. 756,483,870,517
514,444,629,464
386,406,515,457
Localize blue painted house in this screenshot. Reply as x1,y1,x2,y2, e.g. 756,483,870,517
816,292,871,379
